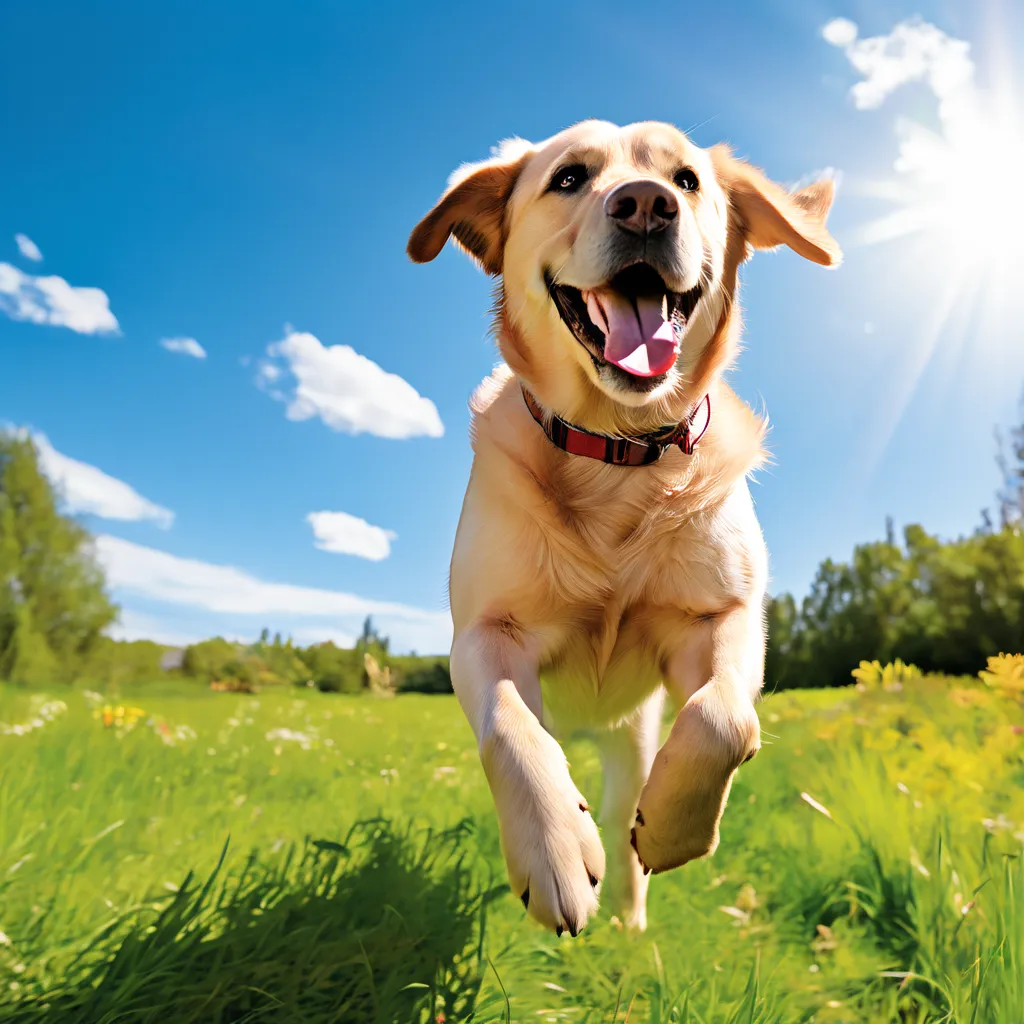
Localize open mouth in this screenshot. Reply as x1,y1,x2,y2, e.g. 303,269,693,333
547,263,702,381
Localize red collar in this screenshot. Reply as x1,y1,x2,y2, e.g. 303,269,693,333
522,388,711,467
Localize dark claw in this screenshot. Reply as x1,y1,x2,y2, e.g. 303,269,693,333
579,802,589,813
635,808,645,826
631,827,650,874
521,887,530,910
556,924,564,937
588,872,599,888
741,748,758,764
566,919,579,938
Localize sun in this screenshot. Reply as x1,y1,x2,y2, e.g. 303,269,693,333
857,94,1024,276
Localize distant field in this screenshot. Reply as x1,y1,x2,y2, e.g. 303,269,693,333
0,676,1022,1023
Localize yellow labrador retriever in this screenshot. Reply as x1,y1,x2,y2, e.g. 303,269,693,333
408,120,839,935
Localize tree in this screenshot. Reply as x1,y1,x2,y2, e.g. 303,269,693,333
357,616,390,655
0,433,117,683
764,522,1024,689
996,390,1024,529
0,600,57,685
295,641,366,693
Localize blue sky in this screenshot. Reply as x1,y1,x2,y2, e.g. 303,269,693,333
2,1,1022,653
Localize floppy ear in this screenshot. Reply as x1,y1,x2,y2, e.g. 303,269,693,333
710,145,841,267
407,143,533,275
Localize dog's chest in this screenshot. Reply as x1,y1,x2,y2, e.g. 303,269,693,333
545,473,757,612
537,480,762,723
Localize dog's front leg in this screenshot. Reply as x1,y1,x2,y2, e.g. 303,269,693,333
451,622,604,935
630,605,762,874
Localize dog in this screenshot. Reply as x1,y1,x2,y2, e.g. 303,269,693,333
408,120,839,935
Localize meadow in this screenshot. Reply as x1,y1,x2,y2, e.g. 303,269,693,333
0,667,1022,1023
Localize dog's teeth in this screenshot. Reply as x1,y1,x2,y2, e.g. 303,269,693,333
661,295,668,320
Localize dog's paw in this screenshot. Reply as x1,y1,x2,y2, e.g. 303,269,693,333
630,701,758,874
508,794,604,935
485,727,605,935
629,788,722,876
630,752,758,874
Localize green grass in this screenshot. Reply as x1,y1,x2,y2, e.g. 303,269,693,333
0,678,1022,1022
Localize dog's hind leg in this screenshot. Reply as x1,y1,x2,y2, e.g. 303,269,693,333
593,686,664,930
450,622,605,936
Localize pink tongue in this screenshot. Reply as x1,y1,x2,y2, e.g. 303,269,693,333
583,289,678,377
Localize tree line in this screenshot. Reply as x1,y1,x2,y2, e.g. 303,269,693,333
0,433,450,692
765,391,1024,689
2,395,1022,692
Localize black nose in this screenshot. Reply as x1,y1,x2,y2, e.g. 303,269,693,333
604,180,678,236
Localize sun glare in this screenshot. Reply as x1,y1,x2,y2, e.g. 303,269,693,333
858,100,1024,273
821,13,1024,469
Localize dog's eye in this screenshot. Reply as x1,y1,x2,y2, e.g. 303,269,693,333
674,168,699,193
549,164,589,194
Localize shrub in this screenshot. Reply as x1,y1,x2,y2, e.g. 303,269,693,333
851,658,923,691
979,653,1024,701
391,655,452,694
295,642,366,693
181,638,241,683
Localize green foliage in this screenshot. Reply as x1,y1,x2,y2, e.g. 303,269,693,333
390,655,453,694
248,634,310,687
180,635,310,691
180,637,240,681
0,433,116,684
0,600,58,685
766,524,1024,689
357,615,390,655
296,641,368,693
76,637,167,687
293,641,452,695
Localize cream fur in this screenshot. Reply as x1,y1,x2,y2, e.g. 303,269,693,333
408,120,839,935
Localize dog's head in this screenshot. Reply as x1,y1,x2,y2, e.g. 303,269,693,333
409,120,839,418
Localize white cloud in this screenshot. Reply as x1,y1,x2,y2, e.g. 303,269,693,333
821,17,858,48
31,432,174,528
93,535,452,653
258,328,444,439
288,626,358,649
109,612,357,652
108,609,223,648
0,262,119,334
822,17,973,113
307,510,396,561
15,234,43,262
160,337,207,359
822,17,977,180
